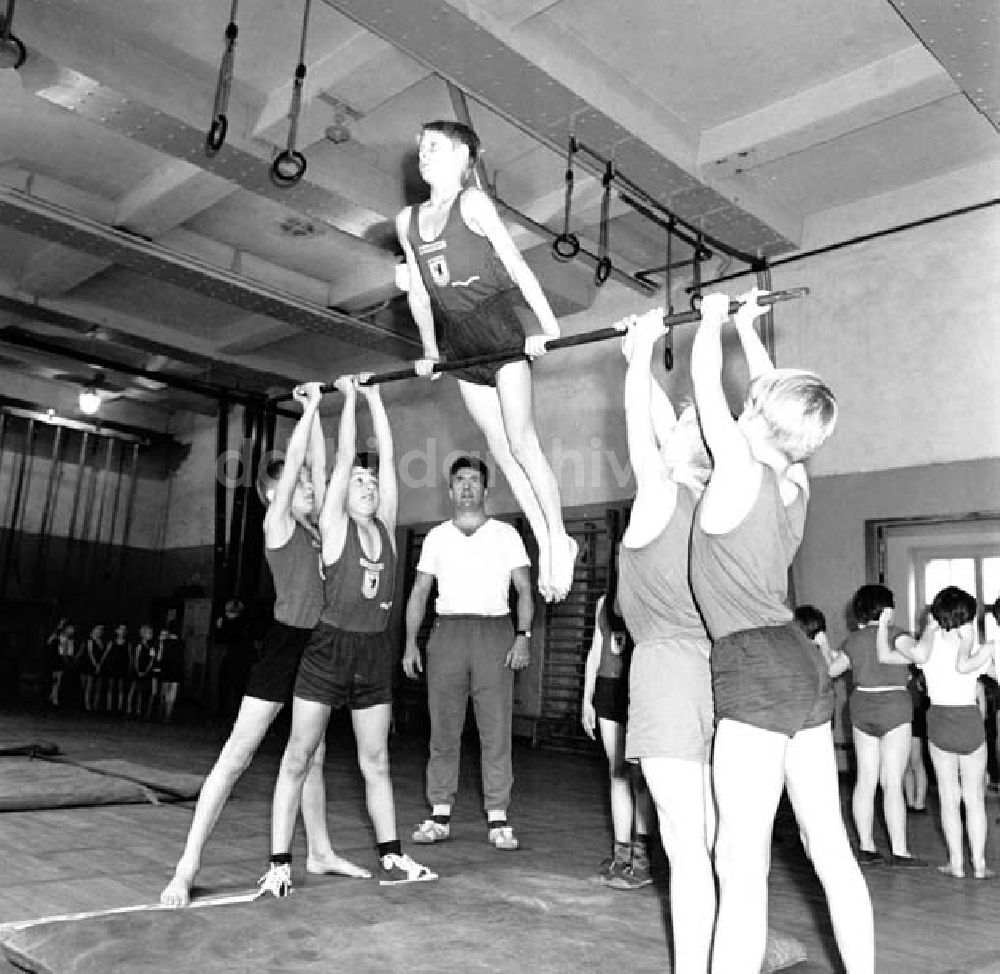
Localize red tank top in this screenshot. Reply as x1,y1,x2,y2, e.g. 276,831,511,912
320,518,396,633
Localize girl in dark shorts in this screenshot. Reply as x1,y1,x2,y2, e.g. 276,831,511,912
581,588,651,890
689,290,872,974
880,586,996,879
396,120,577,603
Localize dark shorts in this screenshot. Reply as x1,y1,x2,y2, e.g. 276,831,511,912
927,704,986,755
712,622,833,738
850,688,913,738
437,290,526,386
294,622,393,710
594,675,628,724
243,622,312,703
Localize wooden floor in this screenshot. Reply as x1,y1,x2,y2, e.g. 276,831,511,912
0,705,998,973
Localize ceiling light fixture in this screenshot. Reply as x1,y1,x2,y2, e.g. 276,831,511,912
78,384,101,415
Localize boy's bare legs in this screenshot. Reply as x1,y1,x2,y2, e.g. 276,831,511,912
642,756,716,974
851,728,880,854
303,737,371,877
598,718,634,844
880,724,913,856
958,747,992,878
785,723,875,974
458,378,555,599
711,720,789,974
351,703,397,843
929,745,965,876
495,362,577,600
161,696,282,906
904,737,928,809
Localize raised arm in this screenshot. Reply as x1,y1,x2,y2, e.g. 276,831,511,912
956,624,994,674
731,287,774,380
402,570,435,680
620,311,677,547
819,632,851,678
358,378,398,539
581,595,605,741
873,607,920,664
266,383,323,543
461,188,559,352
318,376,359,555
690,292,754,480
395,208,441,372
306,409,327,514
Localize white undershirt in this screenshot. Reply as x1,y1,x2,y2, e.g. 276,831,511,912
920,627,991,707
417,518,529,617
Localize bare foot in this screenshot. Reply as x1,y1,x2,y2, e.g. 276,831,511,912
160,871,195,907
973,864,997,880
306,852,371,879
937,863,965,879
537,543,554,603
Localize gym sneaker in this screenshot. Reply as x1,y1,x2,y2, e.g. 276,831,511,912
487,824,520,851
591,841,631,885
607,860,653,890
412,819,451,844
256,862,292,899
379,852,438,885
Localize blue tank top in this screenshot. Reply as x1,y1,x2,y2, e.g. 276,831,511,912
617,486,707,643
690,466,806,640
406,191,516,316
320,518,396,633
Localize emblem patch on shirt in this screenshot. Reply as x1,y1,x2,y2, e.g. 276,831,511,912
427,254,450,286
360,557,384,600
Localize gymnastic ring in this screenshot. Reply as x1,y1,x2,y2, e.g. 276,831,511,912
0,34,26,70
205,115,228,156
551,233,580,261
689,292,702,312
594,256,612,286
270,150,307,187
663,346,674,372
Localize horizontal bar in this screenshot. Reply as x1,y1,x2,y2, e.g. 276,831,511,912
269,287,807,402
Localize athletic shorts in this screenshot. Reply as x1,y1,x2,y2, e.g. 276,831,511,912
850,688,913,738
294,622,393,710
437,290,526,387
626,635,714,763
927,704,985,755
593,676,628,724
711,622,833,738
243,622,312,703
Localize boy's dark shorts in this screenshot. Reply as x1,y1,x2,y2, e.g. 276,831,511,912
243,622,312,703
927,704,986,755
294,622,393,710
438,290,526,387
594,675,628,724
712,622,833,737
850,688,913,738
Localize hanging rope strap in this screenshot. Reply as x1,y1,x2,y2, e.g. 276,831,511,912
552,136,580,260
595,161,614,286
269,288,808,402
0,0,26,70
206,0,239,156
663,218,675,371
270,0,311,187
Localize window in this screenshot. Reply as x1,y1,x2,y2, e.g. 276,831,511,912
916,547,1000,642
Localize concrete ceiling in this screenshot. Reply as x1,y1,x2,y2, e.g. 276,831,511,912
0,0,995,423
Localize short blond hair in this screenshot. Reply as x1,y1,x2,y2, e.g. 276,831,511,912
742,370,837,462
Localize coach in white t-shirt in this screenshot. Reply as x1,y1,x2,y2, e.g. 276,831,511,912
403,455,534,852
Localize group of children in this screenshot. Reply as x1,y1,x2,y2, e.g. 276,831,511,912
46,618,183,721
796,586,998,881
151,117,999,974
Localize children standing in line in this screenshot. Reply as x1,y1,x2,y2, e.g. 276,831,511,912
689,289,873,974
830,584,925,868
396,120,577,603
877,587,995,879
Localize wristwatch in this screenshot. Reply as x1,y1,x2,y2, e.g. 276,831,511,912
516,629,532,639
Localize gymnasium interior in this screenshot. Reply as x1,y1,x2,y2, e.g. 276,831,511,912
0,1,997,971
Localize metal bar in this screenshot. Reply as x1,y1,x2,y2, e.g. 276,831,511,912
1,417,34,596
34,424,65,590
103,439,127,573
227,406,255,597
87,438,115,578
0,397,162,445
689,197,1000,291
213,398,230,613
272,287,807,401
116,443,140,579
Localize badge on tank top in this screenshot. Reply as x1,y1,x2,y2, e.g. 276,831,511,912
359,556,384,600
426,253,450,287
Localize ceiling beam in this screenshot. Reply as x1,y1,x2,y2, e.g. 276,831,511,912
698,44,959,174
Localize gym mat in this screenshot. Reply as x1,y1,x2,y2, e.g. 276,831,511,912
0,869,815,974
0,757,203,811
0,742,59,757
